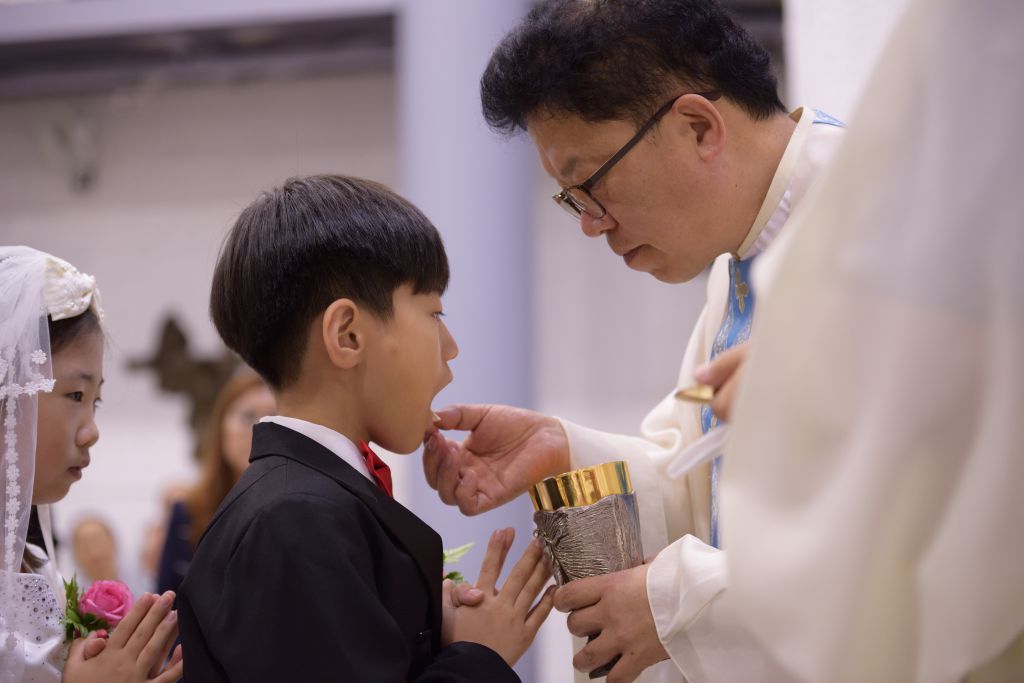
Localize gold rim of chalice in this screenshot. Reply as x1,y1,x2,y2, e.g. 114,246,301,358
529,461,634,511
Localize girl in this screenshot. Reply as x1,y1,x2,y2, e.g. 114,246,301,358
0,246,183,683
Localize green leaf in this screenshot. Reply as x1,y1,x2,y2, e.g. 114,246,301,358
444,571,465,584
63,575,81,641
442,542,474,565
61,574,110,642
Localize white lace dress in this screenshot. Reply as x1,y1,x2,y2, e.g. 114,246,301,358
1,545,67,683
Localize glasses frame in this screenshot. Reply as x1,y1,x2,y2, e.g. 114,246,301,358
552,91,722,220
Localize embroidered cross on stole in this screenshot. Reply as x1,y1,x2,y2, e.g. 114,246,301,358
701,256,757,549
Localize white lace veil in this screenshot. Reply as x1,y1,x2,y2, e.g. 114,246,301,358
0,246,102,682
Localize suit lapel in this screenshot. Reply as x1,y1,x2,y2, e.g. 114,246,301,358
248,423,443,639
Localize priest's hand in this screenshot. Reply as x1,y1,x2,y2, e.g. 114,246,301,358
423,404,570,515
556,564,668,682
695,342,751,422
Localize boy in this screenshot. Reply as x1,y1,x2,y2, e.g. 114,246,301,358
178,175,553,681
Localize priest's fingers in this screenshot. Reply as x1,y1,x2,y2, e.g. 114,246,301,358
422,431,449,491
476,527,514,593
694,342,749,389
453,468,494,516
554,574,604,613
572,632,618,675
432,404,492,432
709,371,741,422
124,591,175,656
605,652,647,683
435,439,466,507
566,604,605,638
108,592,156,649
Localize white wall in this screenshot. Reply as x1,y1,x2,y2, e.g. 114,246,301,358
785,0,911,121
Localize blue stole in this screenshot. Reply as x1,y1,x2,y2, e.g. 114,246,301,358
701,256,757,549
699,109,844,550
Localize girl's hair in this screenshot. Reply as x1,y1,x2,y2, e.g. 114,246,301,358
49,307,102,354
183,369,266,549
23,307,104,572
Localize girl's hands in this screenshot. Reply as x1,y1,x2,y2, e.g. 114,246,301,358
63,591,183,683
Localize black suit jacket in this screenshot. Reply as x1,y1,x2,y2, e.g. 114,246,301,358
178,422,518,682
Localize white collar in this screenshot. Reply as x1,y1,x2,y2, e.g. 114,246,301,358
258,415,372,482
734,106,818,260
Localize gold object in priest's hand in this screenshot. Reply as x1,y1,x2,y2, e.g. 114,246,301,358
529,461,633,511
675,383,715,404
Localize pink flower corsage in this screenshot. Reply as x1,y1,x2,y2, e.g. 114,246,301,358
63,576,134,642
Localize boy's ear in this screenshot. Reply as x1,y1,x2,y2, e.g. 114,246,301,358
321,299,363,369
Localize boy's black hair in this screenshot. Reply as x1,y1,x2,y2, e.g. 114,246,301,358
481,0,786,134
210,175,449,389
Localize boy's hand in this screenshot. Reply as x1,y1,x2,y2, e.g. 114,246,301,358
441,581,484,646
448,528,555,666
423,405,570,515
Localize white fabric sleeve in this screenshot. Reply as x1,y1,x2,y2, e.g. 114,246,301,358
645,536,795,683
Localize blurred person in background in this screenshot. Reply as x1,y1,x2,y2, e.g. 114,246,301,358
155,369,274,594
71,516,119,583
138,482,190,592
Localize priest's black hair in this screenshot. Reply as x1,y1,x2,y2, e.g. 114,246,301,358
481,0,786,134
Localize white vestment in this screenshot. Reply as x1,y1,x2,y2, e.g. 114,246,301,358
722,0,1024,680
560,106,844,682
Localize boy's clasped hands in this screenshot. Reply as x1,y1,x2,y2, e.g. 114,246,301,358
441,528,555,666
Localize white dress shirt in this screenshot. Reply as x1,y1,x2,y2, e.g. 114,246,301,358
258,416,373,483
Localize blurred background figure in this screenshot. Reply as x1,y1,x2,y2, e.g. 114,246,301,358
156,370,274,594
139,482,191,591
71,516,121,583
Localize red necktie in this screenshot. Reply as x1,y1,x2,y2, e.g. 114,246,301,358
357,441,393,497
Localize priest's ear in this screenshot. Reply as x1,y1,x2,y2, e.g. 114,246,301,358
321,298,364,369
670,92,726,161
